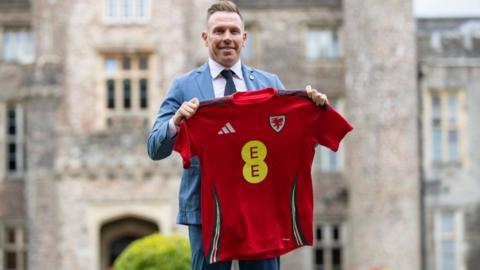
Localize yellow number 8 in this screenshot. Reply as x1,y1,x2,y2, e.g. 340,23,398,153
241,140,268,184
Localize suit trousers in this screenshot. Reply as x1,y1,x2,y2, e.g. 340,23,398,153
188,225,280,270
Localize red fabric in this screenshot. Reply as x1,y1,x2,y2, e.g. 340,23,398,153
174,88,353,263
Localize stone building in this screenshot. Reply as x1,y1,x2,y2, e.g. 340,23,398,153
0,0,477,270
0,0,213,269
417,17,480,270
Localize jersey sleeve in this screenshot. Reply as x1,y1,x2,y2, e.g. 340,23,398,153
173,120,200,168
309,105,353,152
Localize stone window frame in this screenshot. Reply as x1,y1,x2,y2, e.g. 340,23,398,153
305,23,342,60
434,209,465,270
0,220,27,270
313,98,346,173
313,221,345,270
426,88,467,164
101,53,151,126
0,25,34,64
103,0,151,24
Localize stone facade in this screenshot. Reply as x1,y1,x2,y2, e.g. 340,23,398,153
0,1,479,270
1,0,211,269
417,18,480,270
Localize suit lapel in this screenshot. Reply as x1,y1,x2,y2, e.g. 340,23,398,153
242,64,260,91
194,63,215,100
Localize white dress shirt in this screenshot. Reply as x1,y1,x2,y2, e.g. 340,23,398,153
208,58,247,97
167,59,247,138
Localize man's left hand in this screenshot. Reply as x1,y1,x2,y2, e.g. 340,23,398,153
305,85,328,106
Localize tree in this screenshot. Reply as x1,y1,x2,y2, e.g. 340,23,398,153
114,234,191,270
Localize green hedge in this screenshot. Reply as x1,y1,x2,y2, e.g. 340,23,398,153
113,234,191,270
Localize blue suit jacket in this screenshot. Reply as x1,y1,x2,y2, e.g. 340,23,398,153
147,62,285,225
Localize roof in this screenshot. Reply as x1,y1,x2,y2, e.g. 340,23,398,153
0,0,30,9
236,0,340,9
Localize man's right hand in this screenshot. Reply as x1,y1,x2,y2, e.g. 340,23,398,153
173,97,199,127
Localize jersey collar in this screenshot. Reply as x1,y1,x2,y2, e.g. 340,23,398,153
230,87,277,105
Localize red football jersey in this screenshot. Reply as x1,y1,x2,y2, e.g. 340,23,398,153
174,88,353,263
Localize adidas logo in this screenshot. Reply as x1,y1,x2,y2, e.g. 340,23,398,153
218,122,236,135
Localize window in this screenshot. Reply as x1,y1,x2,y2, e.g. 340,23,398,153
139,79,148,109
434,210,464,270
314,223,344,270
2,27,34,64
430,32,443,51
242,24,255,61
6,104,25,177
314,100,345,172
306,26,340,59
104,0,150,23
123,79,132,109
103,54,150,122
1,225,27,270
429,90,465,163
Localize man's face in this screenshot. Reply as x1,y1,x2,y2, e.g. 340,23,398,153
202,11,247,68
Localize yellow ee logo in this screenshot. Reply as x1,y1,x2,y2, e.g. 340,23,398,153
241,140,268,184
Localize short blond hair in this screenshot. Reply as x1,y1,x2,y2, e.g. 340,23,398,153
207,0,243,22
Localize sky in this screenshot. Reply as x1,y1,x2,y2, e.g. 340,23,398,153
414,0,480,17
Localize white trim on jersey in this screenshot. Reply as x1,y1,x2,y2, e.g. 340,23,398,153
218,122,236,135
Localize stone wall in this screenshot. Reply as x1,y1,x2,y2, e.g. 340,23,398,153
343,0,420,269
22,0,212,269
241,6,345,95
418,18,480,270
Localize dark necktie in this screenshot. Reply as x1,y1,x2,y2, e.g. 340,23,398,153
221,69,237,96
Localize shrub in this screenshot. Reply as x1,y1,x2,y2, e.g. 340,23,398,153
113,234,191,270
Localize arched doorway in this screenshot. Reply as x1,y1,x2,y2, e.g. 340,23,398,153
100,216,159,270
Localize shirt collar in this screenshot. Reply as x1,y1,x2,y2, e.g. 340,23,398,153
209,58,243,80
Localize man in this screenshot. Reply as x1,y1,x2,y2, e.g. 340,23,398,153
147,1,327,269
